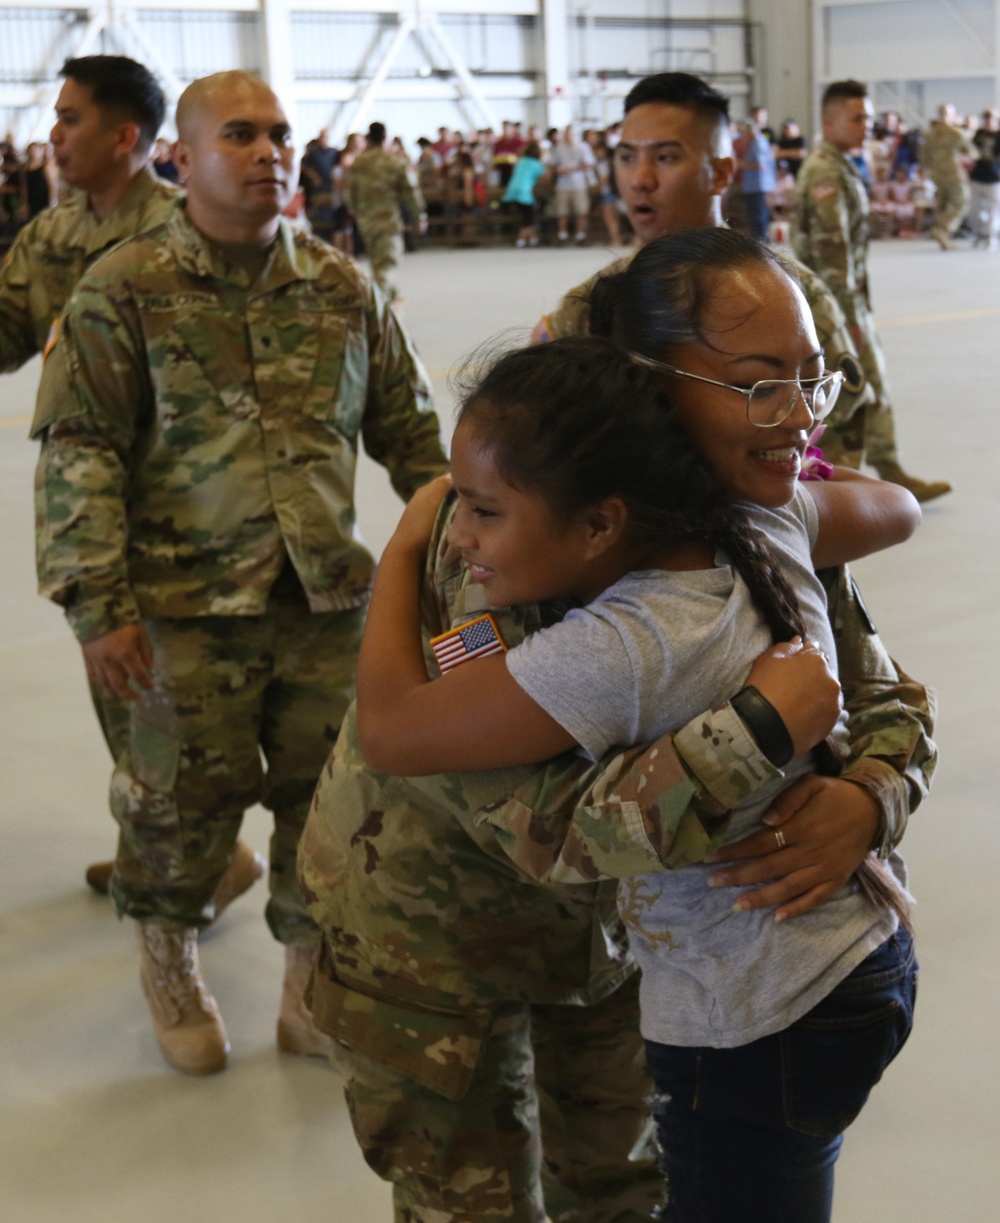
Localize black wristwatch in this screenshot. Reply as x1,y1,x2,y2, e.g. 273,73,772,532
729,685,795,768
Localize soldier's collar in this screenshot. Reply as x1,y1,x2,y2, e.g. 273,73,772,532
169,205,312,290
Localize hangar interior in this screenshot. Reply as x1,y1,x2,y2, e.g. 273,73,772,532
2,3,999,1222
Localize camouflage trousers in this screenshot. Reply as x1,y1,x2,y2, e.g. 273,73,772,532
357,222,404,302
314,962,663,1223
90,681,132,762
933,174,971,236
821,306,898,469
108,577,363,942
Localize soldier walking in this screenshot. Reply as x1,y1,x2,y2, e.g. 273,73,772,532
793,79,951,501
0,54,263,904
346,121,425,302
920,103,975,249
33,70,446,1076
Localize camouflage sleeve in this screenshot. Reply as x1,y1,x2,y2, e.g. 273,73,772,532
786,257,875,440
476,565,937,886
541,276,596,340
474,702,782,884
32,278,147,642
822,565,938,859
360,277,448,500
539,255,634,341
800,180,860,328
0,226,42,372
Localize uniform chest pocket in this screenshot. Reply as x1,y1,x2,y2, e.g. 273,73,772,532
292,307,367,439
160,315,260,433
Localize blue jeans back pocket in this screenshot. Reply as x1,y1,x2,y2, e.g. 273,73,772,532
781,929,917,1138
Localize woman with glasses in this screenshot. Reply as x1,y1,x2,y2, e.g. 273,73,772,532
353,229,922,1222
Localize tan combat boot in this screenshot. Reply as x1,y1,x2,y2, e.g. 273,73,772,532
210,839,267,915
276,944,334,1059
87,838,265,918
873,460,952,504
137,922,230,1075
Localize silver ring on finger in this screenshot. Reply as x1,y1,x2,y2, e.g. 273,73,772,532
773,829,787,850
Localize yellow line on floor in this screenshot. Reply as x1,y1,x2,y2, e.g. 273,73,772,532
0,414,30,430
879,305,1000,328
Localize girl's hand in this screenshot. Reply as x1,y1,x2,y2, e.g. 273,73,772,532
390,474,453,554
743,637,842,757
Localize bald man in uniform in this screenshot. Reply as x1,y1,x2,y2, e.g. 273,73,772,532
0,56,267,903
33,71,446,1076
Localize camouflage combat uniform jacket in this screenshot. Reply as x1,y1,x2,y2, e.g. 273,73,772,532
792,141,872,332
33,203,445,644
541,244,873,437
919,121,975,186
0,166,177,372
346,147,425,235
299,494,937,1060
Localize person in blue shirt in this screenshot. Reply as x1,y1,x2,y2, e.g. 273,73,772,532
501,140,547,246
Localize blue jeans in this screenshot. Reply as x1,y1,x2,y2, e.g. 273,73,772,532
645,929,917,1223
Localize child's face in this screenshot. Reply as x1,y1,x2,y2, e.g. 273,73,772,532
662,262,824,509
448,420,598,608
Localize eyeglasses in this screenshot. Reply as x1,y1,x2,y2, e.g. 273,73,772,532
630,353,844,428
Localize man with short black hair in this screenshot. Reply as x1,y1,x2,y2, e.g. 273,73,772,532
794,79,950,501
346,120,425,301
0,55,173,373
533,72,873,471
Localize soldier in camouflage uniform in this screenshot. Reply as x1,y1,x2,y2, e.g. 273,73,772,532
532,73,872,471
1,55,264,909
346,121,426,303
298,488,936,1223
919,104,975,248
793,80,951,502
0,56,177,375
33,71,446,1076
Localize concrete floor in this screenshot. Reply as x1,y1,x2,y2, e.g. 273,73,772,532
1,236,996,1222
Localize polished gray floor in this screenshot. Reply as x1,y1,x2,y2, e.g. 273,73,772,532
1,237,996,1222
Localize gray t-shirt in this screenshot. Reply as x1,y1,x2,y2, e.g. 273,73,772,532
506,487,903,1048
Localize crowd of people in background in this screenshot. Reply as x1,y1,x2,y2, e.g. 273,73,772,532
3,100,999,253
0,137,58,238
296,102,1000,252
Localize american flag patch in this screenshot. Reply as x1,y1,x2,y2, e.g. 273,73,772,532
430,614,506,674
